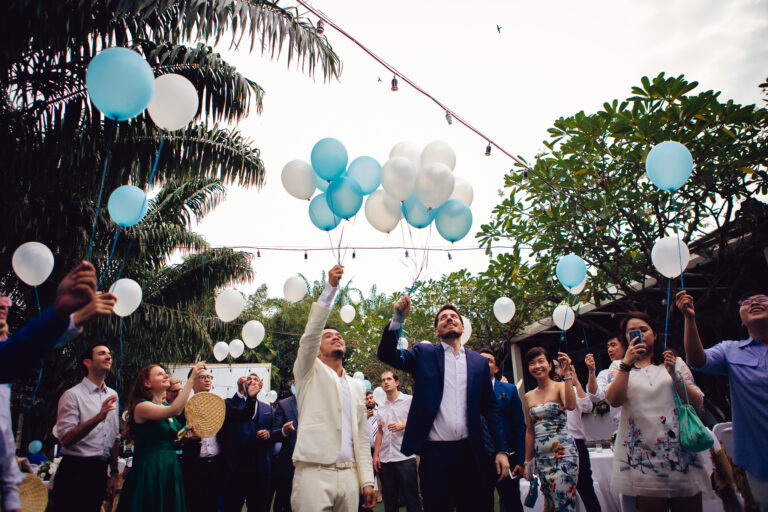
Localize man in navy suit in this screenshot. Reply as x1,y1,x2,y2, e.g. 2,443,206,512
377,298,510,511
269,381,298,512
478,348,526,512
219,373,275,512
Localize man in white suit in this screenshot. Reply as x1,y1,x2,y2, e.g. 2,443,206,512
291,265,376,511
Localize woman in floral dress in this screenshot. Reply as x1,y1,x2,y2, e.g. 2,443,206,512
523,346,579,512
606,311,712,512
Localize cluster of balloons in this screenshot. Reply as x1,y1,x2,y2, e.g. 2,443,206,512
281,139,474,243
86,47,200,230
211,291,269,361
550,253,588,330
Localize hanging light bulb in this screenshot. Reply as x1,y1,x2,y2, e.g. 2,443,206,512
316,19,325,34
405,249,409,258
485,143,492,156
304,251,308,260
391,76,399,91
257,249,261,258
445,111,452,125
523,169,529,181
352,249,356,259
447,252,453,261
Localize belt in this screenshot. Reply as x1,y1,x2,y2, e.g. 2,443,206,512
296,460,357,470
61,454,109,464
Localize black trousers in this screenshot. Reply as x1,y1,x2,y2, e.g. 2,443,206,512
419,440,489,512
575,439,602,512
269,467,294,512
221,460,271,512
53,455,109,512
495,473,523,512
181,455,225,512
380,458,422,512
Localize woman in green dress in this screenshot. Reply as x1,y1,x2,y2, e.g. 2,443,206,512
117,361,206,512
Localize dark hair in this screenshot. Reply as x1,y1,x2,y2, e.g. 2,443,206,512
380,370,399,383
737,290,767,304
365,389,373,396
125,364,161,440
434,304,461,328
79,344,109,373
187,367,194,378
524,346,557,380
605,332,625,349
478,347,496,361
619,311,664,365
323,324,340,333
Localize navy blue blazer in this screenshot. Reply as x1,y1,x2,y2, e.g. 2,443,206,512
377,324,509,467
493,379,526,465
270,395,298,476
218,394,275,473
0,306,69,383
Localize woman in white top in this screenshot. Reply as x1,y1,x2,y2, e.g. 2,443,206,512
585,333,625,426
605,311,711,512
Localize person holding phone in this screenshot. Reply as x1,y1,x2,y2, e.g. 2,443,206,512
605,312,711,512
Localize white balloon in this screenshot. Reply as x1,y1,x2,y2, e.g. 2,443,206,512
121,411,129,423
340,304,356,323
372,386,387,405
450,177,474,206
268,390,278,403
419,340,432,344
213,341,229,361
364,190,402,233
460,316,472,345
398,336,408,350
215,289,245,322
493,297,516,323
552,304,576,330
564,278,587,295
415,163,455,209
421,140,456,171
257,389,269,402
389,141,421,167
242,320,265,349
380,157,417,202
12,242,54,286
283,276,306,303
651,236,690,278
147,74,198,131
353,371,365,380
109,278,143,317
281,160,317,200
228,339,245,359
52,424,58,438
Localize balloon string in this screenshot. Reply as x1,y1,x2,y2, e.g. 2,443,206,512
559,290,571,375
395,282,417,365
27,365,43,412
664,279,671,351
500,324,506,377
86,119,116,262
671,194,686,290
33,287,41,315
97,228,122,290
117,318,123,408
148,139,164,187
114,240,133,282
336,223,346,265
201,255,206,295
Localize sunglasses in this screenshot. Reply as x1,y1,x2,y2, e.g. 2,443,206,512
739,296,768,307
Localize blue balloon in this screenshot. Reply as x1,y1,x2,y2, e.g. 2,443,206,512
86,48,155,121
403,193,437,228
645,141,693,191
326,176,363,219
346,156,381,195
290,384,296,395
556,254,587,289
435,199,472,242
364,379,372,390
311,138,348,181
317,175,329,192
108,185,149,227
28,440,42,455
309,193,342,231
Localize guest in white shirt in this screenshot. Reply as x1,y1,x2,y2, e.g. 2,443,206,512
54,344,120,512
364,389,382,505
291,265,375,512
585,333,625,426
372,370,421,512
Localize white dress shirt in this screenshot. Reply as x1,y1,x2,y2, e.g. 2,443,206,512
377,392,414,463
566,386,593,441
337,374,355,463
57,377,120,460
366,407,378,449
428,342,469,441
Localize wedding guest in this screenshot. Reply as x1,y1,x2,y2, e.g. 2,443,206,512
585,333,625,426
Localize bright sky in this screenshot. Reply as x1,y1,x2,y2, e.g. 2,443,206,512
194,0,767,299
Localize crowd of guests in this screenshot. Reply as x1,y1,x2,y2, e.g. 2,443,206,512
0,261,767,512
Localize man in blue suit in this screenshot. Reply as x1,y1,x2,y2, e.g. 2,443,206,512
269,382,298,512
219,373,275,512
377,298,510,511
478,348,526,512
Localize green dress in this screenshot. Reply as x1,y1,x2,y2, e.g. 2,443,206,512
117,403,186,512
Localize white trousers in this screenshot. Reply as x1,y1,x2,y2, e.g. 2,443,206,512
291,462,360,512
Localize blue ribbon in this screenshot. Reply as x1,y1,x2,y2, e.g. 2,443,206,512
86,120,116,262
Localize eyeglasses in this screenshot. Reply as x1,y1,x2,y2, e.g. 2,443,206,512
197,375,214,381
739,296,768,307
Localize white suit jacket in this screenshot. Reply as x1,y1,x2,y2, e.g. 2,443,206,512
292,302,374,489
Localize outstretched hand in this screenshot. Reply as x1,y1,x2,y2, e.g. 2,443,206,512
72,292,117,328
394,295,411,320
675,291,695,319
54,261,98,319
328,265,344,287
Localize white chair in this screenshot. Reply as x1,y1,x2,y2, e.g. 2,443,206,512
713,422,733,456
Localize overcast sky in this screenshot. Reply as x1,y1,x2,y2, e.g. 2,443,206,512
193,0,767,300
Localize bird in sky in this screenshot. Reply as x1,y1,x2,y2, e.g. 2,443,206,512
496,24,502,33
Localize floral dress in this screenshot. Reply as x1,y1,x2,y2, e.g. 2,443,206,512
530,402,579,512
610,358,713,499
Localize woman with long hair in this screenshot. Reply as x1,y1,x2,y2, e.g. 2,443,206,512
605,311,711,512
523,346,579,512
116,361,206,512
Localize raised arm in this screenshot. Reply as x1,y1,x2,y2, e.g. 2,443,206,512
224,379,259,422
135,362,206,422
558,353,576,411
675,291,707,368
585,354,598,395
377,295,419,372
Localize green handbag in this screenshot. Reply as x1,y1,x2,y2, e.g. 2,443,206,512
672,370,714,453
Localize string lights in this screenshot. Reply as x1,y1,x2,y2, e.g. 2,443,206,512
485,143,492,156
391,75,399,92
445,112,452,125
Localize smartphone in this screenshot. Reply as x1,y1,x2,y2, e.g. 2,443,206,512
628,329,643,345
